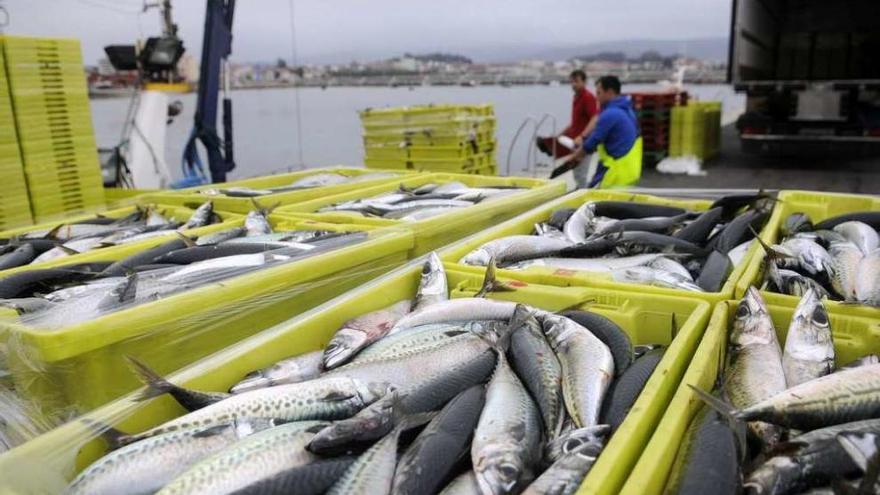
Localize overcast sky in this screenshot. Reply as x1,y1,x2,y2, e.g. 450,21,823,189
4,0,732,65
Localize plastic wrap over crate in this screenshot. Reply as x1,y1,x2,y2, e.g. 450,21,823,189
0,256,710,494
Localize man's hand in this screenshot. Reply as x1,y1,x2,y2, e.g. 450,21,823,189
573,136,584,148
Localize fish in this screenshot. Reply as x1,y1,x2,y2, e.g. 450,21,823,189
592,201,687,220
508,305,563,439
563,202,597,243
547,208,576,231
229,350,324,394
814,212,880,231
782,289,835,388
289,172,351,189
543,424,610,466
723,287,787,448
244,209,273,236
460,235,571,267
508,254,674,274
612,266,704,292
744,419,880,495
614,231,708,256
308,387,400,454
472,352,542,495
728,240,753,267
554,238,616,258
772,238,833,279
837,431,880,493
439,472,482,495
833,221,879,256
194,227,247,246
325,420,409,495
521,440,603,495
673,207,725,245
695,250,733,292
31,237,110,264
180,201,214,230
781,212,814,237
121,377,388,444
713,209,769,255
600,348,664,432
855,249,880,307
699,363,880,431
559,311,633,376
828,239,863,301
390,298,523,333
842,355,880,370
392,385,486,495
766,262,831,299
350,322,477,363
155,421,351,495
101,239,190,277
63,419,280,495
662,405,741,495
646,256,694,282
322,299,413,369
0,244,35,270
413,252,448,311
128,357,230,411
592,213,691,237
542,314,614,428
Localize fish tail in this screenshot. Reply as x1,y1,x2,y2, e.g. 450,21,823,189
126,355,179,402
475,256,516,298
80,417,130,450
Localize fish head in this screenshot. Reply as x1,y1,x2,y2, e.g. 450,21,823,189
791,288,830,335
837,431,880,473
322,328,368,369
732,287,775,345
461,248,492,266
738,287,770,321
417,252,448,297
743,456,799,495
474,444,529,495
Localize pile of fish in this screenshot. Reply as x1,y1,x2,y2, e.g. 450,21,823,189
760,211,880,307
316,181,527,222
667,287,880,494
460,194,774,293
64,254,666,495
199,171,400,198
0,207,366,328
0,202,223,271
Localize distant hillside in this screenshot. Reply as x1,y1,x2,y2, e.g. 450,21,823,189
461,37,729,63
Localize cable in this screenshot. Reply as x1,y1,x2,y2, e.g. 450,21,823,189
288,0,306,169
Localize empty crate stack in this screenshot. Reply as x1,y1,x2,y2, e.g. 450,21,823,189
2,36,104,222
669,101,722,161
0,44,32,230
360,104,498,175
628,91,688,166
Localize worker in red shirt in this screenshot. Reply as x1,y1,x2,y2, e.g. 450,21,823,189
536,69,599,188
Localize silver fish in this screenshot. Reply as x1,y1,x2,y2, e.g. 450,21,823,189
472,352,542,495
542,314,614,428
837,431,880,493
782,289,835,388
124,377,387,444
308,388,399,453
413,252,448,311
611,266,704,292
289,172,350,189
645,256,694,281
728,240,753,267
461,235,571,267
195,227,247,246
31,237,109,263
774,238,833,277
325,421,407,495
563,202,596,244
244,210,273,236
766,262,831,299
724,287,787,447
229,350,325,394
855,249,880,307
522,441,603,495
351,322,479,363
829,239,863,301
180,201,213,230
508,254,673,273
155,421,332,495
439,472,481,495
322,300,413,369
64,419,278,495
834,221,879,256
390,299,523,333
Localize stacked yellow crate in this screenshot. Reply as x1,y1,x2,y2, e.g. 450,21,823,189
360,104,498,175
668,101,722,161
2,36,104,222
0,44,33,230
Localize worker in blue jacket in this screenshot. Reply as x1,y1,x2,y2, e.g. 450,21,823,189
573,75,643,188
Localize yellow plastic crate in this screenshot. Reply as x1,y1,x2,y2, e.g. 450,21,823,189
0,261,710,494
409,140,495,160
364,143,409,160
142,167,418,214
359,103,494,125
409,152,495,173
363,157,411,170
362,117,496,136
622,299,880,495
442,189,776,305
0,204,243,277
737,190,880,318
0,215,414,423
363,128,494,148
279,172,567,257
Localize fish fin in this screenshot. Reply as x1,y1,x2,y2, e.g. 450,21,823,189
191,424,233,438
97,242,117,249
322,390,357,402
475,256,515,297
687,384,748,463
749,227,791,263
126,355,179,402
44,224,64,240
58,245,80,256
115,271,139,303
174,231,198,248
397,411,437,431
80,418,130,451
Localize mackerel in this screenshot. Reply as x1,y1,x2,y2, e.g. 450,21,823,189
782,289,835,388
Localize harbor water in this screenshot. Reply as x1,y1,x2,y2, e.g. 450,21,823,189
89,84,742,181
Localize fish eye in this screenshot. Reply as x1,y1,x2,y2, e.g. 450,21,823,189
499,463,520,481
735,304,750,319
812,307,829,326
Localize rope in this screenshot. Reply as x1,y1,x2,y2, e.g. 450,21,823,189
288,0,306,170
